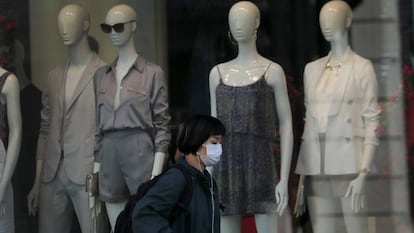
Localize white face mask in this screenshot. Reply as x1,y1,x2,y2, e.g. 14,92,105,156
197,144,222,166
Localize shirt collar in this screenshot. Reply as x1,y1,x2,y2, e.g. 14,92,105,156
105,54,145,74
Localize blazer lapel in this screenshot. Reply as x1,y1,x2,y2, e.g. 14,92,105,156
327,49,354,116
66,53,99,113
58,61,69,115
308,55,329,118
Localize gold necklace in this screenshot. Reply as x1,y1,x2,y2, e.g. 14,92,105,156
325,59,343,71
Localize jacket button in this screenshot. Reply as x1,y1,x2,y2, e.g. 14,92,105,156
345,137,351,142
347,118,352,123
348,100,353,105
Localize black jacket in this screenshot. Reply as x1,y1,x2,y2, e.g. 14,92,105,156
132,157,220,233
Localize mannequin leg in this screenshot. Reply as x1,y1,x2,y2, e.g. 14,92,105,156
254,214,278,233
70,184,92,233
39,177,74,233
105,200,127,230
307,196,339,233
0,185,14,233
221,215,242,233
340,197,368,233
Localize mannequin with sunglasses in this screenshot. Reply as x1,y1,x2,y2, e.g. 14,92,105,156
94,4,171,230
293,1,380,233
209,1,293,233
26,4,106,233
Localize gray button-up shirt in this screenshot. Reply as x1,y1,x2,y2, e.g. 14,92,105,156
94,55,171,153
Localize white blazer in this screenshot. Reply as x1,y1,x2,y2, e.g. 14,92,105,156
295,49,381,175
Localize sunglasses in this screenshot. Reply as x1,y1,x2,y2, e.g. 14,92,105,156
100,20,136,33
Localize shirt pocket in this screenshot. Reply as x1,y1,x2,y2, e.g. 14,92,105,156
126,86,149,103
126,87,147,96
96,87,110,107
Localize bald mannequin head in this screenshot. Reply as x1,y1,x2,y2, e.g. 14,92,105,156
104,4,137,47
319,0,352,42
58,4,90,46
228,1,260,43
105,4,137,24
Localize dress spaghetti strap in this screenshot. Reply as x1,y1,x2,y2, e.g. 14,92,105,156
0,72,11,93
263,63,272,80
216,65,224,83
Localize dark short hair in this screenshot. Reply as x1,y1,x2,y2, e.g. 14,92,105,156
177,115,225,155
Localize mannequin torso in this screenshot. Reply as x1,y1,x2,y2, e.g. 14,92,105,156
216,57,271,86
0,65,21,232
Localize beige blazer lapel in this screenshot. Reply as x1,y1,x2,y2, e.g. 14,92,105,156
65,53,99,113
308,55,329,118
327,49,354,116
58,61,69,116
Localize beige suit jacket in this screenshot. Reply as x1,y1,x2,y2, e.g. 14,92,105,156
295,49,380,175
36,53,106,184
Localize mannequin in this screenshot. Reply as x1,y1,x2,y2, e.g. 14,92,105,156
0,13,22,233
0,67,22,233
294,1,380,233
26,4,106,233
94,4,170,230
209,2,293,233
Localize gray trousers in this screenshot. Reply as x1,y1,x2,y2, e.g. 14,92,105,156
39,163,91,233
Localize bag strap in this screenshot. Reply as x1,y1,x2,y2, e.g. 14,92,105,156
168,163,193,233
171,164,193,209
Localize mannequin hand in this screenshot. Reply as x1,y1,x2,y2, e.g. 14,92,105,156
0,182,8,216
275,180,288,215
345,173,367,213
27,180,40,216
151,152,166,178
93,162,100,173
293,185,305,217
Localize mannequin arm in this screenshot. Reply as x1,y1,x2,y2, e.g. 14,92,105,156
207,66,221,175
209,66,220,118
28,79,50,216
345,144,375,212
0,75,21,216
151,152,165,178
149,67,169,179
150,68,171,155
267,64,293,215
345,61,380,212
